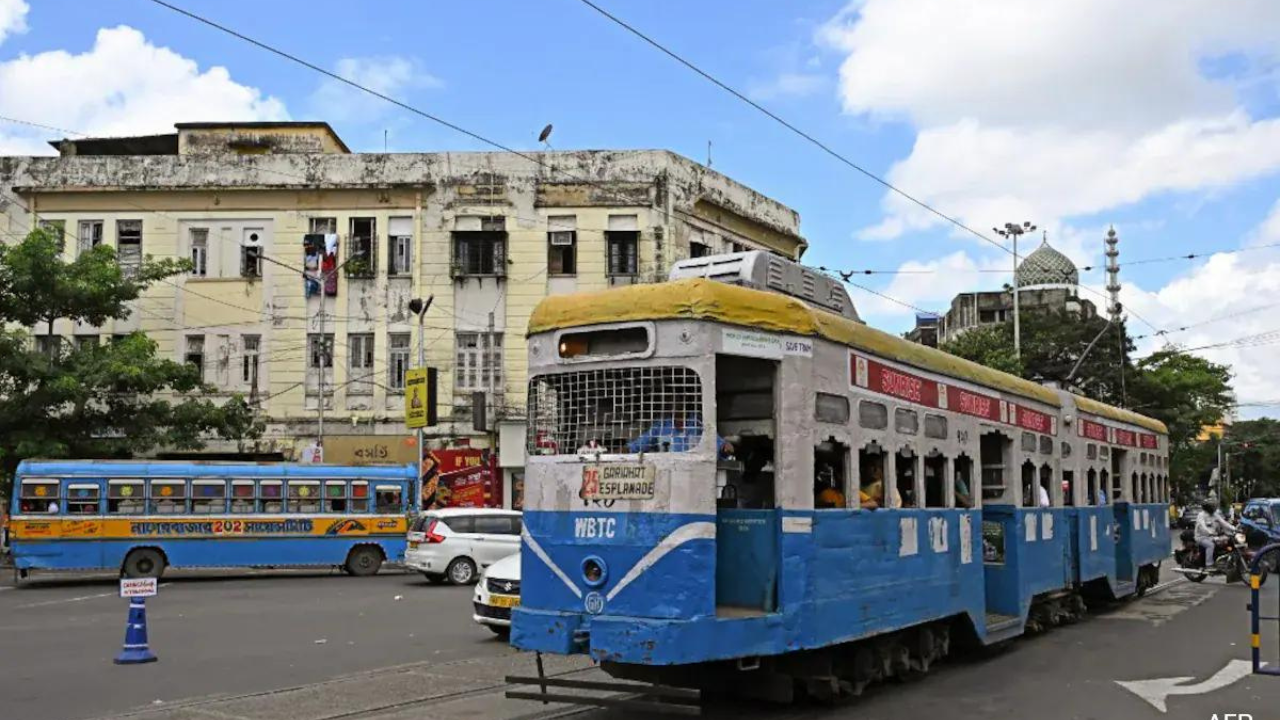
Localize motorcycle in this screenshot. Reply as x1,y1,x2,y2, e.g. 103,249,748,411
1174,530,1269,585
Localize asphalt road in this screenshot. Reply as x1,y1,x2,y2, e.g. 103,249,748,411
3,565,1278,720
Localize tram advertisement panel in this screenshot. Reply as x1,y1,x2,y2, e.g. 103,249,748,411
850,352,1056,435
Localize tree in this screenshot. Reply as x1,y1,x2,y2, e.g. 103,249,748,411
1221,418,1280,500
0,229,262,492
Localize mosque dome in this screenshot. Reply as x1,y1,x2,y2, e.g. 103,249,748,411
1016,239,1078,288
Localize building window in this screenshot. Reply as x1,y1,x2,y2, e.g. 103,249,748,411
77,220,103,256
690,241,711,258
606,217,639,276
39,219,66,250
548,216,577,276
33,335,62,358
456,332,503,392
348,333,375,395
346,217,377,278
189,228,209,277
242,335,260,388
117,220,142,278
184,335,205,378
452,217,507,276
309,217,337,234
242,229,263,278
309,334,334,369
388,333,411,391
74,335,98,352
388,217,413,276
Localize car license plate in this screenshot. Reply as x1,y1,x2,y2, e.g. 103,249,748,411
489,595,519,608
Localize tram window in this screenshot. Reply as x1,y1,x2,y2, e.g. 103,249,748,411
858,446,888,509
980,432,1008,501
230,481,255,513
858,401,888,430
1099,446,1110,460
954,456,975,508
288,481,321,513
1039,465,1053,507
895,449,918,508
149,480,188,514
376,485,404,513
924,453,946,508
814,440,849,509
325,481,348,512
894,408,919,435
1063,471,1075,507
1021,461,1037,507
191,480,227,514
1086,443,1097,460
19,480,61,513
558,327,649,359
66,484,100,514
716,356,777,509
108,480,144,514
350,481,370,513
1039,436,1052,456
1086,469,1099,505
924,414,947,440
1061,441,1072,459
260,481,283,513
814,393,850,424
1021,432,1037,453
1131,473,1140,503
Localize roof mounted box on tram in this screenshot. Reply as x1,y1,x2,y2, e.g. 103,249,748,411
669,251,862,323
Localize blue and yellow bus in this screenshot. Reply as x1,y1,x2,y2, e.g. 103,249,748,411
7,460,418,580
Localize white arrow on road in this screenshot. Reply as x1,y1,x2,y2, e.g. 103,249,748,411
1116,659,1254,713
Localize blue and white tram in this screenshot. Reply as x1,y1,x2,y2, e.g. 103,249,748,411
512,252,1169,699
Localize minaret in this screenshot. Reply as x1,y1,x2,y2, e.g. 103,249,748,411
1104,226,1121,320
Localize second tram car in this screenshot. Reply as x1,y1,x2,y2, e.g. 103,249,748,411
512,252,1169,700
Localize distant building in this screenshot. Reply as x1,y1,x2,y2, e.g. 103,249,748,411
910,237,1097,347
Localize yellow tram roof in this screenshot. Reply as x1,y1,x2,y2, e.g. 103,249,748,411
529,279,1167,435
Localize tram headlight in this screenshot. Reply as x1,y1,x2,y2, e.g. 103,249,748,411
582,556,608,588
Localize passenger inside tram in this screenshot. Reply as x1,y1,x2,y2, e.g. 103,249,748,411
858,449,885,509
814,441,848,509
924,453,946,507
895,449,917,507
954,456,974,508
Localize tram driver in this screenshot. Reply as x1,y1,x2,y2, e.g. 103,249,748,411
628,409,734,459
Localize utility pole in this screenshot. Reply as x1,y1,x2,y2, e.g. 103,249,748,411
993,221,1036,359
409,295,434,466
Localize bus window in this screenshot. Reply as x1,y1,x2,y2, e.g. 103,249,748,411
376,485,403,514
325,481,347,512
923,452,946,508
149,480,188,514
1063,471,1075,507
895,449,918,508
288,481,321,513
260,480,283,513
19,480,60,513
230,481,255,513
192,480,227,514
108,480,144,514
66,484,101,514
954,455,975,509
350,481,370,513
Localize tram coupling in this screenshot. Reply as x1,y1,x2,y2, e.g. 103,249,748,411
505,652,702,716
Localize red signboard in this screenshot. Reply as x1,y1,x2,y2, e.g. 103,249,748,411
1139,433,1158,449
851,352,1054,435
424,448,500,509
1113,428,1137,448
1079,418,1107,442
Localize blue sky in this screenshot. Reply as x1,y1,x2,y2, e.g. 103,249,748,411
2,0,1279,414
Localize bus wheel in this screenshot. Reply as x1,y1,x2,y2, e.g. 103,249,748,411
122,548,165,579
345,546,384,577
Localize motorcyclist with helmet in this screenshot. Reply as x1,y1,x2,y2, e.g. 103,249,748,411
1194,500,1238,569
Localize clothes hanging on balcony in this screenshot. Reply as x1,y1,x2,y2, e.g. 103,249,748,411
303,233,324,297
323,233,339,296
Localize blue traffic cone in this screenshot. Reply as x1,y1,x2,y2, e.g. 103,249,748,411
114,597,157,664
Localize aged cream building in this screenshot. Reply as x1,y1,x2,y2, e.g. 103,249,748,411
0,122,806,505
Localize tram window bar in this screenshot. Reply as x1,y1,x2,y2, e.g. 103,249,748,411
527,366,704,455
230,480,255,514
149,480,188,515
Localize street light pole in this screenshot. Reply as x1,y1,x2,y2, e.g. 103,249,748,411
994,221,1037,360
408,295,434,478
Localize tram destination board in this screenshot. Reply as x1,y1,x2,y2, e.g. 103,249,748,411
581,464,656,501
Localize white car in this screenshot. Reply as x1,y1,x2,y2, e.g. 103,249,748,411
473,550,520,636
404,508,521,585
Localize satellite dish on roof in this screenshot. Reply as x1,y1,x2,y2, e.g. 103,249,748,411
537,124,554,144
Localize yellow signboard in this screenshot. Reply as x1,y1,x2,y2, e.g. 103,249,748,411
406,368,428,428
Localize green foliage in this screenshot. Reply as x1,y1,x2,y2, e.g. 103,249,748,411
0,229,262,490
1222,418,1280,500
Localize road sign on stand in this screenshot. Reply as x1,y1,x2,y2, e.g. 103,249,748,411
119,577,157,598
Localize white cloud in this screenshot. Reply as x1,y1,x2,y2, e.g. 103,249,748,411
0,25,287,154
1251,198,1280,247
820,0,1280,240
310,56,440,123
0,0,28,46
851,250,1009,319
747,72,826,101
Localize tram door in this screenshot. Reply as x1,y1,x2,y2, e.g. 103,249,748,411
713,355,780,615
1111,450,1132,581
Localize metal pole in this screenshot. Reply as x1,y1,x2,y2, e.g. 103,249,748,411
317,271,325,446
417,306,426,483
1013,231,1021,360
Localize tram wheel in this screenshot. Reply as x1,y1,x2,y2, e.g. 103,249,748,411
344,546,384,577
122,548,166,579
